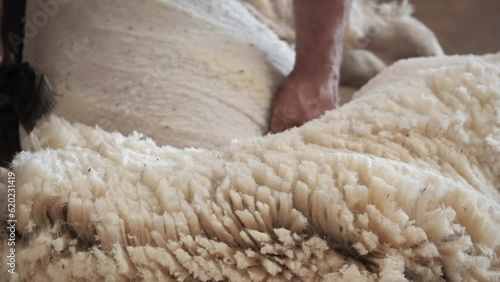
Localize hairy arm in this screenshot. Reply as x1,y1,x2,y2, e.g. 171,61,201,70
270,0,352,133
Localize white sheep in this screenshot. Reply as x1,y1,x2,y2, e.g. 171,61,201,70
22,0,442,150
1,52,499,281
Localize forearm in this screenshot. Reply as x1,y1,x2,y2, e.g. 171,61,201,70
293,0,352,78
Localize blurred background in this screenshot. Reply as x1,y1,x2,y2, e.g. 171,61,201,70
412,0,500,55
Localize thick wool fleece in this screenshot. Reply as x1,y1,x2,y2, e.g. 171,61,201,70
1,54,499,281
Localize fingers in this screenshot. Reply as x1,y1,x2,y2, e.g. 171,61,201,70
270,113,296,134
269,104,304,133
270,98,335,133
269,89,335,134
269,67,339,134
270,109,292,134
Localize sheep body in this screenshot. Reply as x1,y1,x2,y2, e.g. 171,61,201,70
243,0,444,87
1,53,499,281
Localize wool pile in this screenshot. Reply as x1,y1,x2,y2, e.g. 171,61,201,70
1,53,499,281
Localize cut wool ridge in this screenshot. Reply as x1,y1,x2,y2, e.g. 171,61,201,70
1,54,499,281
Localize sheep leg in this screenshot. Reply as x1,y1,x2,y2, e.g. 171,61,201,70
358,9,444,63
340,47,386,88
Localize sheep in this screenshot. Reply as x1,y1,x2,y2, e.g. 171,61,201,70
1,52,499,281
22,0,442,151
23,0,295,149
4,1,496,281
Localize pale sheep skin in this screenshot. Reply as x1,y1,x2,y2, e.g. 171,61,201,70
1,53,499,281
22,0,434,151
23,0,295,149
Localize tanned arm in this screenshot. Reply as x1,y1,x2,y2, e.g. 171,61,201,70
270,0,352,133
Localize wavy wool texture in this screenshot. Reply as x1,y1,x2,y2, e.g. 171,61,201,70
1,54,500,281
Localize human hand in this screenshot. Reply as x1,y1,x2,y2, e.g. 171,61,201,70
269,70,338,133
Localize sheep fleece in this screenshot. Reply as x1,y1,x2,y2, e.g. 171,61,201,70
1,54,500,281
